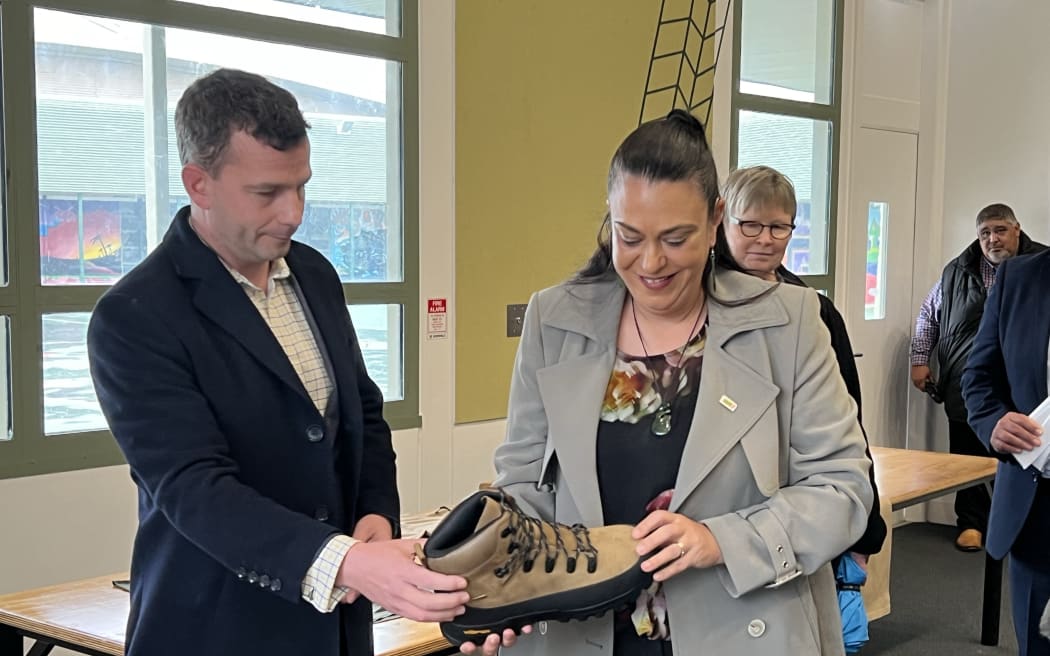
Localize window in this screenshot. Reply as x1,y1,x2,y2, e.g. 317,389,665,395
176,0,401,36
0,0,420,478
864,202,889,321
0,317,10,442
731,0,842,295
736,111,832,275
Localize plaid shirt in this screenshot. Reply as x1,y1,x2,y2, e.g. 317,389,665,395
911,256,998,365
224,258,356,614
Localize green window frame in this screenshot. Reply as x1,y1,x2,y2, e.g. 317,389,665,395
729,0,845,297
0,0,421,479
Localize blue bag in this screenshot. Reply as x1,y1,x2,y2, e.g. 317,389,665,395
834,555,869,653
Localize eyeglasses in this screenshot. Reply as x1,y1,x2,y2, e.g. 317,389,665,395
729,216,796,240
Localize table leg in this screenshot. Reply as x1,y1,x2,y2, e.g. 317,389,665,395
26,640,56,656
981,552,1003,646
0,624,21,656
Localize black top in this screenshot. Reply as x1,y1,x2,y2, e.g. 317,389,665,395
596,332,705,656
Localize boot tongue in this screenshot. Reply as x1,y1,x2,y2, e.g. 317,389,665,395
475,495,504,531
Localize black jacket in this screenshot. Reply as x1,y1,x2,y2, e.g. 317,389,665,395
88,208,398,656
936,232,1046,421
779,268,887,555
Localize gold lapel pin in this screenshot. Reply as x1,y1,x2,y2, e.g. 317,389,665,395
719,395,738,412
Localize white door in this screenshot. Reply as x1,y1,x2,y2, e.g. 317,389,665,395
844,127,918,449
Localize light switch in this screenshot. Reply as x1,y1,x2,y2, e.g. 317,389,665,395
506,304,527,337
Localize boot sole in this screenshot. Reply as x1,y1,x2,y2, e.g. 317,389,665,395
439,564,652,646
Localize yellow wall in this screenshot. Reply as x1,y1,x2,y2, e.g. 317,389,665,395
454,0,720,422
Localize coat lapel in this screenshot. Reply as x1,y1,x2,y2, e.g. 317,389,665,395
528,271,794,521
538,278,626,527
670,271,787,511
165,208,313,408
1032,254,1050,396
285,246,356,402
538,348,617,527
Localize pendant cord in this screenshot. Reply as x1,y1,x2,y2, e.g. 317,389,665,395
630,298,704,412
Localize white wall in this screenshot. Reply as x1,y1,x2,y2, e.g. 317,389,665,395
940,0,1050,255
841,0,946,522
841,0,1050,525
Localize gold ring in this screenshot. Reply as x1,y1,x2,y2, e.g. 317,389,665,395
675,541,686,559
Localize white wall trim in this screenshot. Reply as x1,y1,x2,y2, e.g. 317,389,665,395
411,0,457,512
834,0,858,302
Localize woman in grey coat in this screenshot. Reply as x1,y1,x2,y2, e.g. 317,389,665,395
464,110,872,656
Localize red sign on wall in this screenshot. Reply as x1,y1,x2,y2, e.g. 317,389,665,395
427,298,448,340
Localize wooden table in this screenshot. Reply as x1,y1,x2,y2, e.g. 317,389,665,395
870,446,1000,646
0,451,1004,653
0,509,454,656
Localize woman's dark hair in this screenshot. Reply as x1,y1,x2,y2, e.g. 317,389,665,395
713,223,748,275
572,109,720,283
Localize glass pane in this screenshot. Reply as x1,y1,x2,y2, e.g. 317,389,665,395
42,312,106,435
348,304,402,401
865,202,888,321
36,8,403,285
0,316,10,440
739,0,834,104
736,110,832,275
176,0,400,36
0,114,7,286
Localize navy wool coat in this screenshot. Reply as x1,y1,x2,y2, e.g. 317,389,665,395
87,207,398,655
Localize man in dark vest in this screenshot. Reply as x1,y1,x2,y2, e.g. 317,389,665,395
910,203,1046,551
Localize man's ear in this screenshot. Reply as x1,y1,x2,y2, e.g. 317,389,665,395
182,163,212,210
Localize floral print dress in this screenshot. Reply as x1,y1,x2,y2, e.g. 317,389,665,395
596,327,707,656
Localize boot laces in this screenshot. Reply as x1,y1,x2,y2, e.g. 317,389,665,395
492,492,598,579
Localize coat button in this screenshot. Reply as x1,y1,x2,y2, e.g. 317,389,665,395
315,506,330,522
247,571,259,584
747,619,766,638
306,425,324,442
259,574,271,588
270,578,282,592
235,567,247,580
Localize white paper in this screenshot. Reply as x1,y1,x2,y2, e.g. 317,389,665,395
1013,396,1050,470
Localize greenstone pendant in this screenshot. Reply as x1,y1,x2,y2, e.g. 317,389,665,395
651,403,673,436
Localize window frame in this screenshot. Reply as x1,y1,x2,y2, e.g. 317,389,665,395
729,0,844,296
0,0,421,479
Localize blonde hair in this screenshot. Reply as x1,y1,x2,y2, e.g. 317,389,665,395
722,165,797,220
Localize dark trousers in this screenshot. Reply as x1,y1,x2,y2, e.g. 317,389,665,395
1009,557,1050,656
948,419,991,532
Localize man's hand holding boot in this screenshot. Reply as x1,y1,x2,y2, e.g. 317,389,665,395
336,539,470,622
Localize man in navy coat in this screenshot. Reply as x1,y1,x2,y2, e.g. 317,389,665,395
87,69,468,656
963,248,1050,656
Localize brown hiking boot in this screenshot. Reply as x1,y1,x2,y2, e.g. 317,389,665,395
420,488,652,646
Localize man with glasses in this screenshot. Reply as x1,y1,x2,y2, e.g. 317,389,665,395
910,203,1045,552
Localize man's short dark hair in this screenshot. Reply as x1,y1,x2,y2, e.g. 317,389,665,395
976,203,1018,226
175,68,310,175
